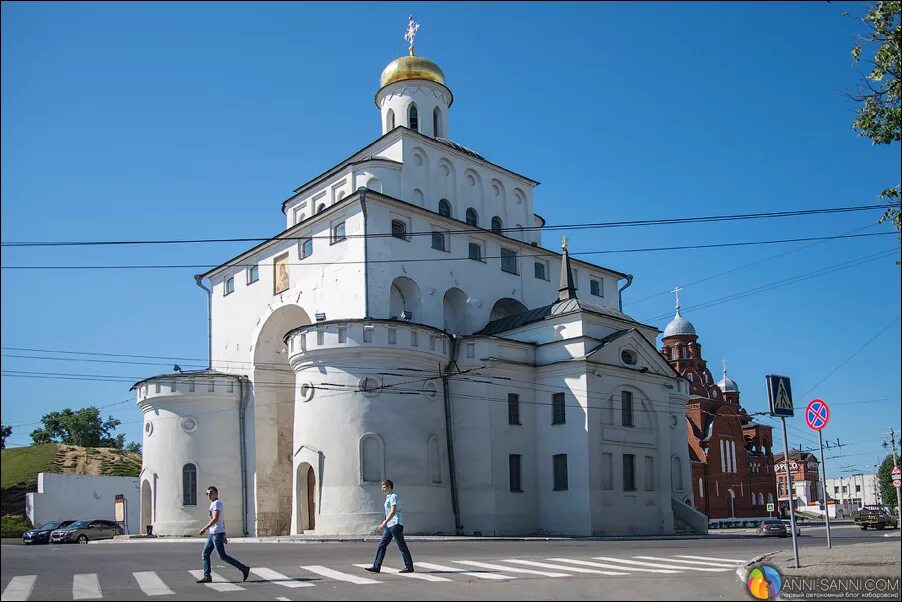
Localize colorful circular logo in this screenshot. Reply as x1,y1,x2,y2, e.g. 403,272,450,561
747,564,782,600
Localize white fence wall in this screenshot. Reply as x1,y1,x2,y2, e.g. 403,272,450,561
26,472,140,534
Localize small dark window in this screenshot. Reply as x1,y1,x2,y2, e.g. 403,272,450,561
301,237,313,259
224,277,235,296
182,464,197,506
623,454,636,491
391,220,408,240
534,262,547,280
247,265,259,285
591,279,603,297
553,454,568,491
409,104,419,132
509,454,522,492
466,208,478,227
508,393,521,425
331,222,346,244
387,108,395,130
491,216,503,234
622,390,634,427
317,203,326,214
431,231,446,251
468,243,483,261
501,248,518,274
438,199,451,217
433,107,441,137
552,392,566,425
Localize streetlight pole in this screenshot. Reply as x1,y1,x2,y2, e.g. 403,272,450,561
882,428,902,529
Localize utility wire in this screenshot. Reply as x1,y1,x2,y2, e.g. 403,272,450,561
3,232,897,271
2,204,892,247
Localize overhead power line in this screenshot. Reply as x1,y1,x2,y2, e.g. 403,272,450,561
1,204,892,248
3,232,897,271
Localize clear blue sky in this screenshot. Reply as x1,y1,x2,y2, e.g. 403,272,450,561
2,3,900,477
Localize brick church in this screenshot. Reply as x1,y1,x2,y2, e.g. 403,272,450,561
660,296,778,519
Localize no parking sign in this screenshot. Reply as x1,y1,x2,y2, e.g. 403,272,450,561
805,399,830,431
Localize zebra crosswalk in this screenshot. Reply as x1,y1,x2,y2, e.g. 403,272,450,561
0,554,747,600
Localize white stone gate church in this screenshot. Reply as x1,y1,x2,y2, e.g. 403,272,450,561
134,21,702,537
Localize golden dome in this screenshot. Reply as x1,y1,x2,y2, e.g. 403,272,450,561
379,54,447,89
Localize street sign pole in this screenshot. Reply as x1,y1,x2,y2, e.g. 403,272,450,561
781,417,801,569
818,429,832,549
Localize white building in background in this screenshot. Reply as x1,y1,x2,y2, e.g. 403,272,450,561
133,22,704,537
824,474,884,511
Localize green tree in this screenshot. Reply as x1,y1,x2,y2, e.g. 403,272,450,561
124,441,142,454
0,424,11,449
849,2,901,234
30,407,125,449
878,454,899,509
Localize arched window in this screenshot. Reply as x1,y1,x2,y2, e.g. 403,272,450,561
360,434,385,483
427,436,442,484
386,108,395,131
438,199,451,217
671,455,683,491
391,220,408,240
182,463,197,506
433,107,442,137
465,208,478,227
317,203,326,214
491,216,503,234
408,104,419,132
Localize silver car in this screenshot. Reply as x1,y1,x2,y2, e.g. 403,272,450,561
49,519,123,544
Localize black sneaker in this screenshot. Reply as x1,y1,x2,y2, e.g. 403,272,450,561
399,567,415,573
364,566,380,573
242,567,250,582
196,577,212,583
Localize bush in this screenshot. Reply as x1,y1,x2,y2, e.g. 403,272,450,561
1,514,32,538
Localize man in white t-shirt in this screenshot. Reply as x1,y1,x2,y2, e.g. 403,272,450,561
196,486,250,584
364,479,414,573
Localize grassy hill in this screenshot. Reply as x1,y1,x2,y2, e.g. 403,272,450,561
1,444,142,523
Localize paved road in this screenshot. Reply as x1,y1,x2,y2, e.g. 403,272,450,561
1,526,895,601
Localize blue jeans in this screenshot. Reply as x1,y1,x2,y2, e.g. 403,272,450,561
372,524,413,570
202,533,248,578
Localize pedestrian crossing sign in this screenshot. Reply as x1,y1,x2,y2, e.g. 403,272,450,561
767,503,775,512
766,374,794,417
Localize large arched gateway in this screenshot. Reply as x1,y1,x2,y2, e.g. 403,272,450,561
251,305,311,536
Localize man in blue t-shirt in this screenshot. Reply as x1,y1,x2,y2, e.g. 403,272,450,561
365,479,414,573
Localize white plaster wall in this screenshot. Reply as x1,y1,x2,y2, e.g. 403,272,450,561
399,136,538,245
27,473,140,534
286,321,455,534
378,80,451,138
138,378,243,536
210,204,366,376
364,198,624,334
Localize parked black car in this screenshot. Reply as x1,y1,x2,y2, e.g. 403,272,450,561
49,520,124,544
23,520,77,544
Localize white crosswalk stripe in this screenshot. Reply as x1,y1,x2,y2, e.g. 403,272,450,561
250,567,315,588
637,556,742,568
300,565,382,585
353,564,452,582
547,558,681,574
454,560,570,578
674,554,747,564
502,559,629,575
1,576,37,601
73,574,102,600
593,557,732,572
188,570,245,592
415,561,515,580
133,571,175,596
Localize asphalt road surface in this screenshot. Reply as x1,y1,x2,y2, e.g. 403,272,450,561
1,524,896,601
